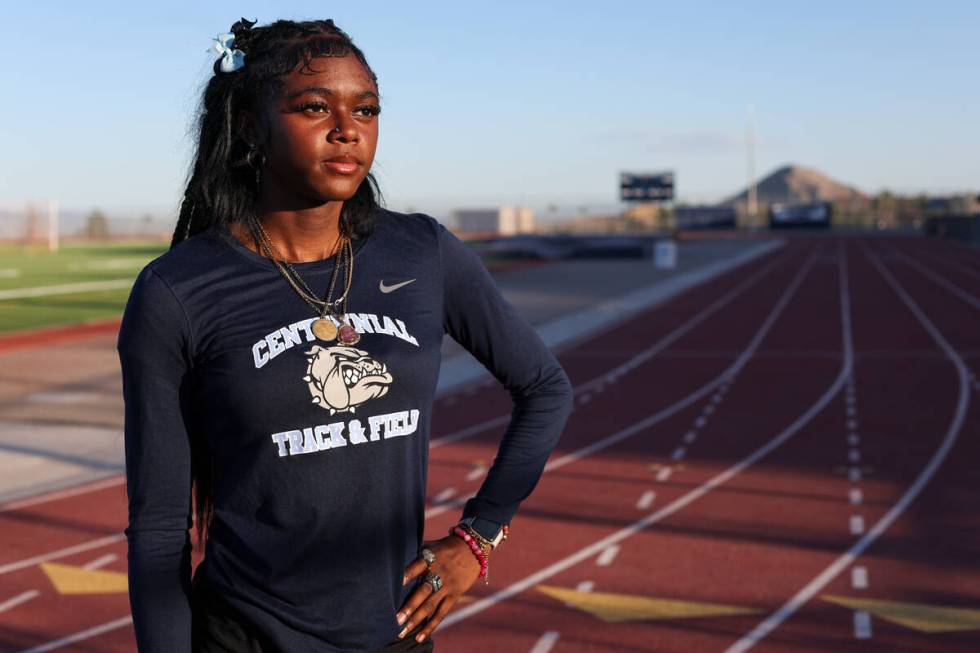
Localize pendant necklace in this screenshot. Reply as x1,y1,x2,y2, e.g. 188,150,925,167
248,217,361,346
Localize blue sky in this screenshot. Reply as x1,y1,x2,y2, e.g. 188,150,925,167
1,1,978,221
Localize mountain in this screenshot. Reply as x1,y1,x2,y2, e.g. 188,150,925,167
722,164,868,206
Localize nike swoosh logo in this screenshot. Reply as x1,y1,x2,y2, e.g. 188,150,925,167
379,278,417,293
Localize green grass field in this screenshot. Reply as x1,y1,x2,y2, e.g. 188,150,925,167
0,237,504,335
0,241,168,334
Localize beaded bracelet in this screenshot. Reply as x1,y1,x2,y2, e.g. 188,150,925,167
449,525,490,584
459,524,494,552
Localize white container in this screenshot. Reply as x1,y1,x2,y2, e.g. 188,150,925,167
653,239,678,269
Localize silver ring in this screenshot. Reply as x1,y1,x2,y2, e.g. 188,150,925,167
424,572,443,593
419,547,436,568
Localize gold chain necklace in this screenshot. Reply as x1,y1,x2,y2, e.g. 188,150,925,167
247,218,361,345
254,222,347,309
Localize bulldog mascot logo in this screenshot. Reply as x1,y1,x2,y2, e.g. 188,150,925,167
302,345,394,415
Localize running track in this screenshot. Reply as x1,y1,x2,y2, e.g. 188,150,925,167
1,235,978,652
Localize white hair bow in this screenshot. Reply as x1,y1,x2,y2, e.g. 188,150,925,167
210,32,245,73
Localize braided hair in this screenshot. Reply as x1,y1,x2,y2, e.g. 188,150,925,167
175,18,383,549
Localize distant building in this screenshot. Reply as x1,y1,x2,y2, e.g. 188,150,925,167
452,206,535,236
923,194,980,217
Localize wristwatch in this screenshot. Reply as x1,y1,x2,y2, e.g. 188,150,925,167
458,516,505,549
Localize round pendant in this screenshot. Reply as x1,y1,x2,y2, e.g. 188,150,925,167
312,318,338,341
337,323,360,345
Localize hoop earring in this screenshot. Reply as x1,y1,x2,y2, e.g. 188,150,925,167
246,145,265,170
246,144,265,188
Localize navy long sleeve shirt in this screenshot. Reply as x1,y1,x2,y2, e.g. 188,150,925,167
117,208,575,652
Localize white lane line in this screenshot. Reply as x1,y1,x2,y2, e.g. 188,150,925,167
544,253,817,472
0,534,125,577
845,375,865,576
0,475,124,514
443,338,851,632
724,243,970,653
433,488,456,503
576,580,594,592
712,394,724,404
429,416,513,449
853,610,873,639
83,554,117,570
851,566,868,589
695,416,708,428
596,545,620,567
683,431,698,444
439,248,848,632
846,419,858,430
0,279,134,301
925,250,980,283
0,590,40,614
895,249,980,311
465,465,487,481
847,434,860,446
849,515,865,535
656,467,673,483
636,490,656,510
671,447,686,461
16,616,134,653
24,391,106,405
430,254,787,450
530,631,560,653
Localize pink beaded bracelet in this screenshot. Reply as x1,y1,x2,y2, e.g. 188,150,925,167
450,525,490,584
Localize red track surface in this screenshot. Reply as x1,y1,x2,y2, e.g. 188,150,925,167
0,318,122,354
1,236,978,652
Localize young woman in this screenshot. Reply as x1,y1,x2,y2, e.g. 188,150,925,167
118,17,574,652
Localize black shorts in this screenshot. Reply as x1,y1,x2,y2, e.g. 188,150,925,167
191,568,435,652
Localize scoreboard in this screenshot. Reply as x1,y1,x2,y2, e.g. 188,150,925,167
620,171,674,202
